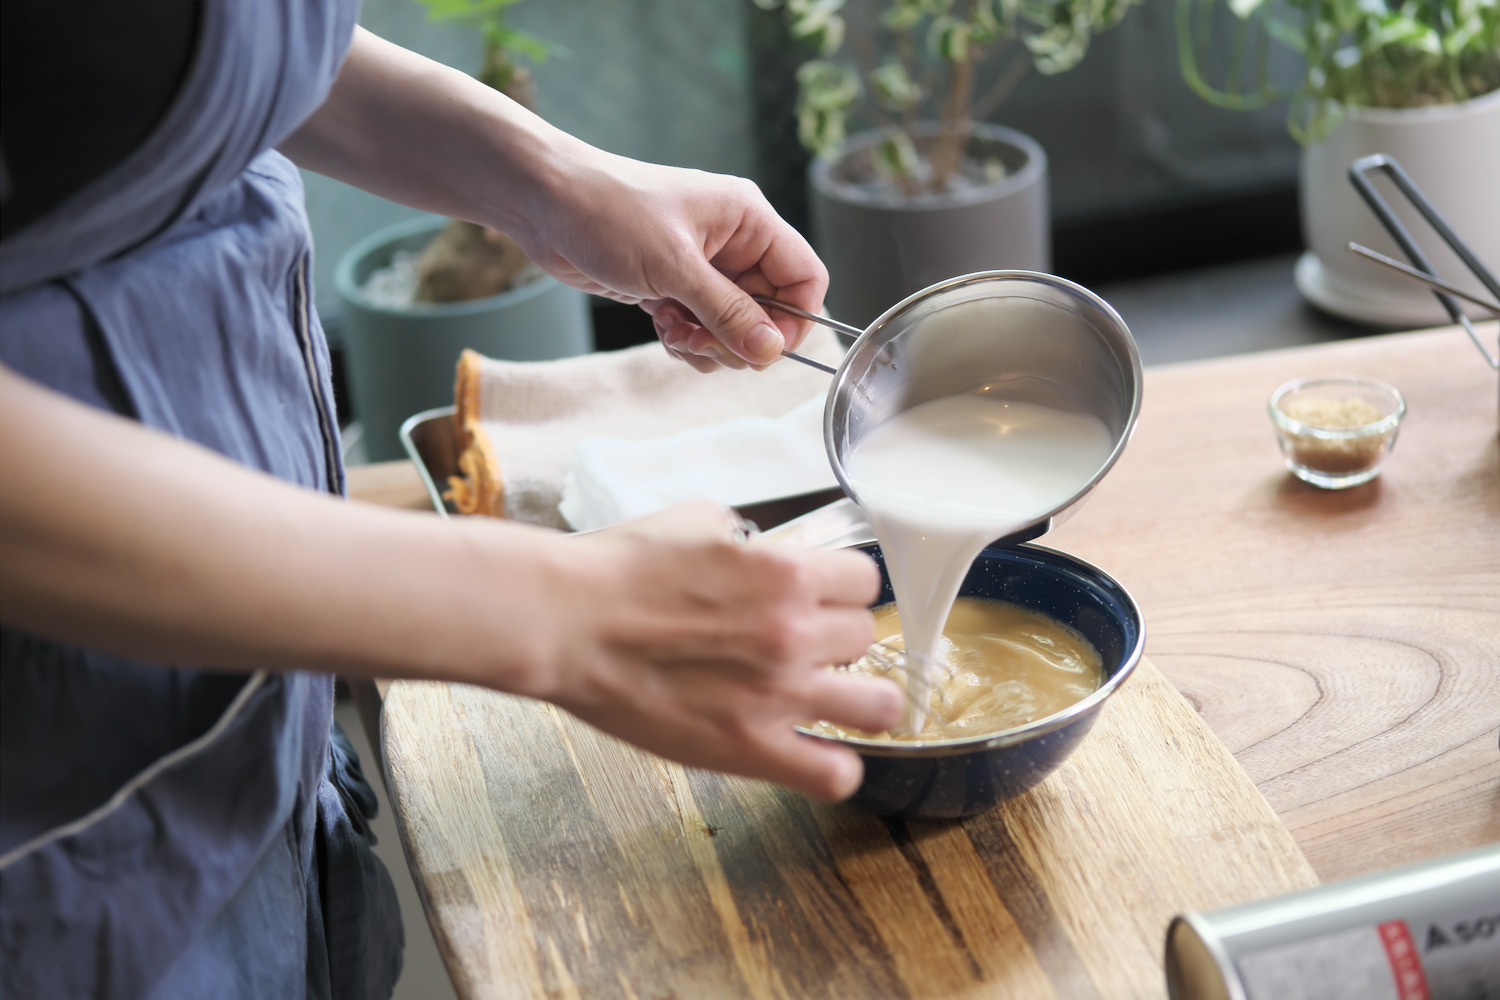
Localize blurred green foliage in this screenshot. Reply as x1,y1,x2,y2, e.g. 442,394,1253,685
1177,0,1500,142
755,0,1142,186
415,0,552,93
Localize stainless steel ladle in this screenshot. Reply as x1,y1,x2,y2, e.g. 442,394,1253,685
758,271,1143,550
752,294,859,375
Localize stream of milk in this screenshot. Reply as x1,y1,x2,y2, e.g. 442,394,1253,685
843,392,1114,732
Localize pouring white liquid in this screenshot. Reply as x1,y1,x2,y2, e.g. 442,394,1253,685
843,392,1114,732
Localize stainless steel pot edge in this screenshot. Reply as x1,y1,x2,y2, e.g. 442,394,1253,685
796,541,1147,758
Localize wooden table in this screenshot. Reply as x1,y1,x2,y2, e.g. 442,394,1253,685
1041,323,1500,883
350,323,1500,996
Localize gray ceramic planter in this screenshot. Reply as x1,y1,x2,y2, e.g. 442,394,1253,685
335,216,593,462
810,123,1049,330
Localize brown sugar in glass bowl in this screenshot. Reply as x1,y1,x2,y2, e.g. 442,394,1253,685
1268,375,1406,489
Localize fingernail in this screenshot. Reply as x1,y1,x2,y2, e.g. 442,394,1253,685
744,324,782,362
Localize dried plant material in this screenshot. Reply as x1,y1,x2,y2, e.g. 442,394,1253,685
414,221,539,303
1281,396,1391,473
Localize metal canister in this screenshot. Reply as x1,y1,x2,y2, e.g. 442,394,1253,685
1166,844,1500,1000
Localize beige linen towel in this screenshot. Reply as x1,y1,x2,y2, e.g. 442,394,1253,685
447,329,846,528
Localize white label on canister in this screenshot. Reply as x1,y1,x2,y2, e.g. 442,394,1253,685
1235,912,1500,1000
1423,908,1500,1000
1236,921,1409,1000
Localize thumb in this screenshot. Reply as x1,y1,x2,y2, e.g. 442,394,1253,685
672,261,785,366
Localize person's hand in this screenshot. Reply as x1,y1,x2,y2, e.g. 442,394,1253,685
511,150,828,373
534,502,902,801
282,30,823,372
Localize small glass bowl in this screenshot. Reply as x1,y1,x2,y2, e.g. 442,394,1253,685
1269,375,1406,489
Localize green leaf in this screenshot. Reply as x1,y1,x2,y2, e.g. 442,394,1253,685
1264,15,1307,53
971,0,1006,40
1363,14,1442,51
929,16,971,61
820,14,847,54
418,0,518,23
881,2,926,31
798,105,849,158
873,130,921,179
796,59,862,110
789,0,846,38
794,54,861,157
481,22,551,61
1442,15,1482,54
870,59,924,108
1024,13,1093,75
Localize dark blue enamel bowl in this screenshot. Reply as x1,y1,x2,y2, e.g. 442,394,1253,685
802,542,1145,820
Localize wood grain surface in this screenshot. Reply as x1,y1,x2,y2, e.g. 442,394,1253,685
346,457,435,511
362,324,1499,999
382,657,1316,1000
1045,323,1500,882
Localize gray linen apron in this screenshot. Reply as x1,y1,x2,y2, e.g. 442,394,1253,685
0,2,403,997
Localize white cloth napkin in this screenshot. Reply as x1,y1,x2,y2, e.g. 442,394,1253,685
558,394,838,532
466,328,846,528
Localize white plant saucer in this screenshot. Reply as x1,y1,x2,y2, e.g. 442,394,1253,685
1294,251,1454,329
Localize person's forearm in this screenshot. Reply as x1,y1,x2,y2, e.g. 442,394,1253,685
279,27,573,243
0,363,900,798
0,362,571,691
280,28,830,370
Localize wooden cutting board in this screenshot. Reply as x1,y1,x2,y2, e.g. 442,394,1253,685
382,657,1318,1000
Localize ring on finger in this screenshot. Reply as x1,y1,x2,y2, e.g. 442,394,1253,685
724,508,760,545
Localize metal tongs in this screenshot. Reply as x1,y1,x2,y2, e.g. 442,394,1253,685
1345,154,1500,369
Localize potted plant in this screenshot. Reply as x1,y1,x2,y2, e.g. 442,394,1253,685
755,0,1143,327
1178,0,1500,326
336,0,593,462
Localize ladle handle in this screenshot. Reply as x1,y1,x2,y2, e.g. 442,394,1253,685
1347,243,1500,317
777,349,838,376
752,295,866,340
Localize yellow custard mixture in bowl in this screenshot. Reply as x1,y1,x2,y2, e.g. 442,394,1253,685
801,543,1143,820
814,598,1104,742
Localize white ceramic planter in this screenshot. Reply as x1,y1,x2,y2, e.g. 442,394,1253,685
336,216,593,462
1296,88,1500,328
809,123,1049,329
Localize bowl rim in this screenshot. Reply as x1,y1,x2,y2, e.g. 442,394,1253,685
796,542,1146,758
1268,374,1407,439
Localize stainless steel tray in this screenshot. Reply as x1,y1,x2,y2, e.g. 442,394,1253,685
399,407,464,519
398,406,849,532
